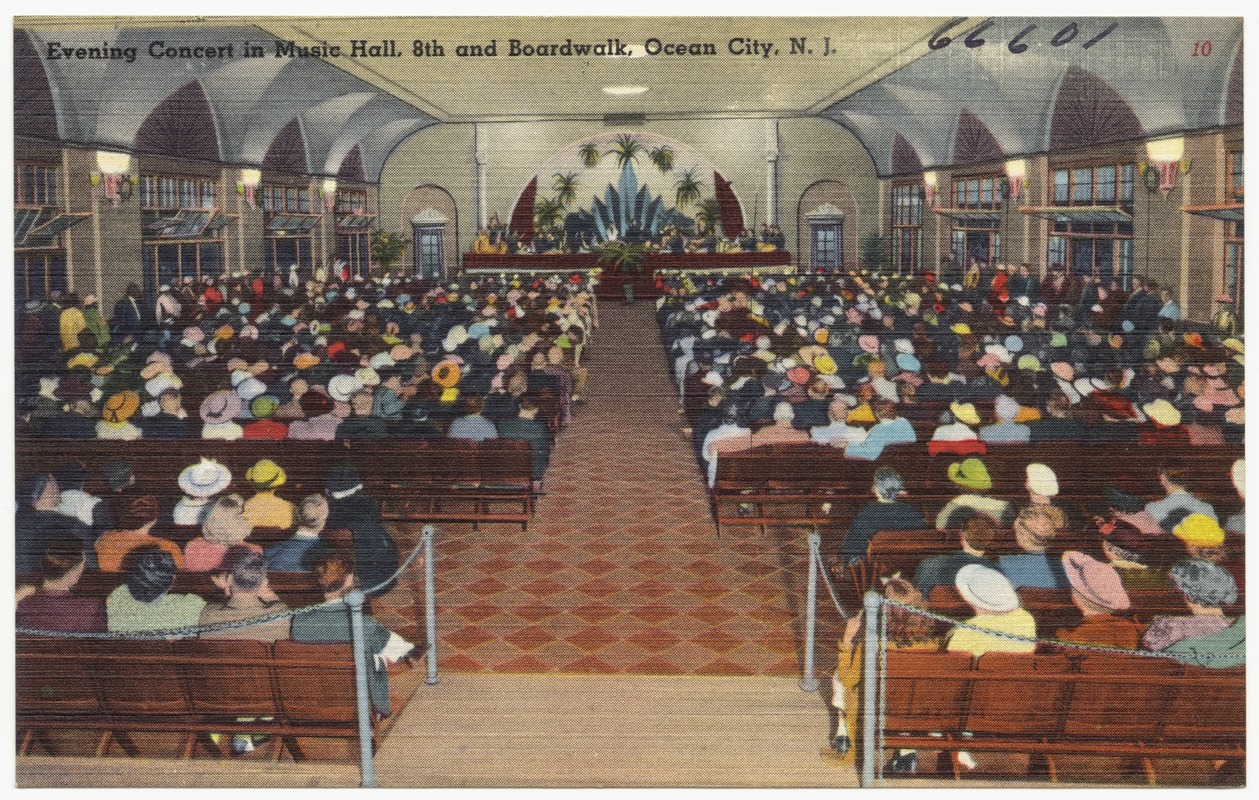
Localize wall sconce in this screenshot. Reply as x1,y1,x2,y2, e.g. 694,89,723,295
321,177,338,211
237,168,261,209
1141,136,1191,197
1004,159,1027,203
922,170,939,208
94,150,135,206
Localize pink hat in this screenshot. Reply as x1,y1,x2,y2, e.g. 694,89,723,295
1062,551,1130,611
787,366,811,386
497,354,514,371
1050,361,1075,382
976,352,1003,369
858,335,879,355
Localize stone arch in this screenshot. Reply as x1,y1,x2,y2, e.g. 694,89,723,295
890,133,924,176
1048,67,1144,152
400,185,459,279
262,118,310,175
14,30,59,141
134,81,222,162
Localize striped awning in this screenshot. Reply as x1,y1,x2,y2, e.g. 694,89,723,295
1181,203,1244,223
1018,205,1133,224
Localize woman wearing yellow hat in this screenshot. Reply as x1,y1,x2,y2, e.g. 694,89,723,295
243,459,295,530
97,391,142,440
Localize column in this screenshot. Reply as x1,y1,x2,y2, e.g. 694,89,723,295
764,118,779,226
474,123,488,231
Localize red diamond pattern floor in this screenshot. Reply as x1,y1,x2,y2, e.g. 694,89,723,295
378,302,842,675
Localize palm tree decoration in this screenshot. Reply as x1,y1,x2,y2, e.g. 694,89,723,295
596,239,647,274
578,143,601,168
552,172,579,208
674,168,703,210
534,197,565,232
648,145,675,173
694,198,721,233
606,133,644,169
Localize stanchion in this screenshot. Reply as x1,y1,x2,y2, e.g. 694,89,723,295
422,525,439,686
860,590,881,788
346,588,379,788
799,531,821,691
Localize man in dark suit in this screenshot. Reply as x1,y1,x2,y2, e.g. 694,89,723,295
111,282,147,340
498,395,553,491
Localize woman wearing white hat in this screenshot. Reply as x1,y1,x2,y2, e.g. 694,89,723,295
173,458,233,527
946,564,1036,657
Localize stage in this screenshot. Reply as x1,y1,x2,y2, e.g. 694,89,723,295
461,251,795,299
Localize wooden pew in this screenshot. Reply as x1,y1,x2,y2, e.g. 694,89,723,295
880,649,1246,783
17,437,536,531
16,636,381,761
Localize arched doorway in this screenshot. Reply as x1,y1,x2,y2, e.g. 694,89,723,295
401,185,458,279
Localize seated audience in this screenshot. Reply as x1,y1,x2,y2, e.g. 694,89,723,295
96,494,185,572
914,515,997,597
838,467,926,565
265,495,329,572
1143,558,1238,651
106,547,206,634
184,494,261,572
199,546,292,641
1055,550,1142,649
946,564,1036,656
16,472,97,573
243,459,296,530
997,504,1068,589
934,458,1011,530
16,538,107,633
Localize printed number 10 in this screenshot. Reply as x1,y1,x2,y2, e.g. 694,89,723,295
1193,41,1213,57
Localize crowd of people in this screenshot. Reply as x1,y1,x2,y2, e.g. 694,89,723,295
16,457,416,729
651,263,1244,773
18,267,596,487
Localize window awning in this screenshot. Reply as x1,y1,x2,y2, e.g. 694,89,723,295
15,209,91,247
931,207,1003,225
266,213,321,233
203,213,237,233
1018,205,1133,224
1181,203,1244,223
336,213,375,229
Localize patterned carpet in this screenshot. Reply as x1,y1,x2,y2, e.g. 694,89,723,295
382,301,841,676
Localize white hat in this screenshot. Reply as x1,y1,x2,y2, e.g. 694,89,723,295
955,564,1020,613
145,372,183,398
1026,463,1059,497
178,458,232,499
894,338,914,355
327,374,362,403
355,367,381,387
1231,459,1245,500
369,352,396,370
701,369,723,387
236,377,266,402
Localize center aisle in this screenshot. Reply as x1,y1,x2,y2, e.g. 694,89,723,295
431,300,806,675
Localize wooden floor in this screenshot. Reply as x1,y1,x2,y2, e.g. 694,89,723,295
17,673,850,788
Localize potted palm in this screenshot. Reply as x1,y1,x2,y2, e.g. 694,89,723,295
371,229,407,273
597,239,647,303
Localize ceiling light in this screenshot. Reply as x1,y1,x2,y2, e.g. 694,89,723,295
603,85,649,96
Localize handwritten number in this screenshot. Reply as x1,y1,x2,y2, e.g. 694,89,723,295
1008,25,1038,54
1082,22,1118,49
964,21,995,49
928,17,967,50
1051,23,1079,47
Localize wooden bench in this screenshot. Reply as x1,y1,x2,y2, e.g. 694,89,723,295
711,442,1242,536
879,649,1245,783
16,635,380,761
17,438,536,531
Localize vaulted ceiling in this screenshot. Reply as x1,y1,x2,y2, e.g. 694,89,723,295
14,16,1243,179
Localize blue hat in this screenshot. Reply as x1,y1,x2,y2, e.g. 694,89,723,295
1121,320,1135,333
1004,335,1024,354
896,353,921,372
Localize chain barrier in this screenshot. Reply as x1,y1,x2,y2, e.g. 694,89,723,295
16,524,436,789
858,591,1242,786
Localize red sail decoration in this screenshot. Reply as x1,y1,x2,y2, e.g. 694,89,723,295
509,176,537,244
713,171,744,240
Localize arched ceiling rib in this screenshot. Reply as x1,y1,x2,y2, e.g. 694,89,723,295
18,22,437,180
822,16,1243,176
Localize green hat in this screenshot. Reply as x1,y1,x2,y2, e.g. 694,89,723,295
1017,354,1043,372
948,457,992,492
251,394,279,419
1050,332,1068,348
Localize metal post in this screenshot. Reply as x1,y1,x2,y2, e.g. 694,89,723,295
422,525,439,686
860,590,882,788
799,531,821,691
346,589,378,788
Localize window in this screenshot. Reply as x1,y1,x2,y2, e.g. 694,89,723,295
140,172,224,295
808,218,843,271
1228,151,1243,201
335,188,373,278
1051,163,1134,208
262,183,319,281
891,184,922,274
949,173,1004,266
1047,162,1136,287
14,163,71,303
413,223,445,279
